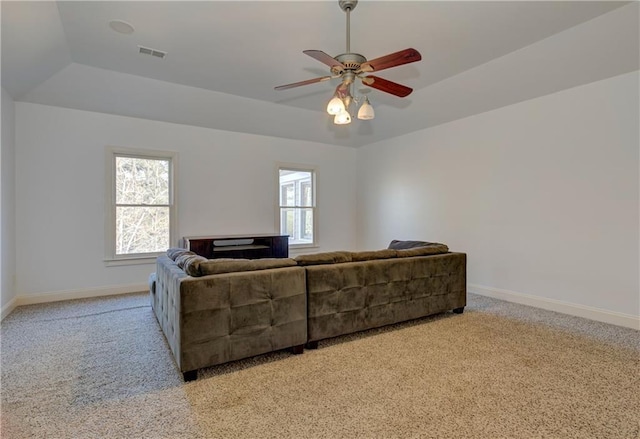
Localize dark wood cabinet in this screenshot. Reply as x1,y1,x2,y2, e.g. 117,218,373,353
181,234,289,259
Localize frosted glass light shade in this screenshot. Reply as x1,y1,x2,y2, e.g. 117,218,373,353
357,99,375,120
334,110,351,125
327,96,345,115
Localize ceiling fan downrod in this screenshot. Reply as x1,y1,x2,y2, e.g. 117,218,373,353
339,0,358,53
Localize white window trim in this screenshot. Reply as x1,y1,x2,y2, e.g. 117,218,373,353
276,162,318,249
104,146,178,266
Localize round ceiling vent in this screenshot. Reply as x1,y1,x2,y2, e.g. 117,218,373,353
108,20,135,35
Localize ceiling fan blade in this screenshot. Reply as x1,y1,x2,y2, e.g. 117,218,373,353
361,76,413,98
359,48,422,73
303,50,345,71
274,76,333,91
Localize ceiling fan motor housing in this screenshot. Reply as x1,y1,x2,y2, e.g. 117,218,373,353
332,52,367,74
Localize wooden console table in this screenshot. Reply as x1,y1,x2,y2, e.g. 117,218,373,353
181,234,289,259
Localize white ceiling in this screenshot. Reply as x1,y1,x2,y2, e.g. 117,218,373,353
2,1,638,147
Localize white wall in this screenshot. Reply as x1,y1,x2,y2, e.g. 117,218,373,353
1,87,17,316
15,103,357,299
357,72,639,326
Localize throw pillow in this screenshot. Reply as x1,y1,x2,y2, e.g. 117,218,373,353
387,240,434,250
167,247,195,261
175,253,208,276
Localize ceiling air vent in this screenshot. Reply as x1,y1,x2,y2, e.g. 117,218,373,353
138,45,167,59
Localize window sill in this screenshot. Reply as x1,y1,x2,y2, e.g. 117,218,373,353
104,255,159,267
288,244,320,254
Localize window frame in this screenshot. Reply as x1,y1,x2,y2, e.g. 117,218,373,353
104,146,178,266
276,163,318,249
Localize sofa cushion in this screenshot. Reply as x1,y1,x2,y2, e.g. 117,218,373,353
295,251,352,266
167,247,196,261
387,240,436,250
175,253,208,276
395,244,449,257
350,249,397,262
198,258,297,276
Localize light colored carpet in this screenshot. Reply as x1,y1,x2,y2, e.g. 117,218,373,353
1,292,638,439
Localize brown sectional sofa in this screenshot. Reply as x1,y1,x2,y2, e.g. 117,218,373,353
299,248,466,348
151,251,307,381
150,243,466,381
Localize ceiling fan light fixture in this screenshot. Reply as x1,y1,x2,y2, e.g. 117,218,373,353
357,97,375,120
327,96,346,115
334,109,352,125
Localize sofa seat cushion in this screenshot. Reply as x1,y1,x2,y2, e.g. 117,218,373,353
295,251,352,266
198,258,297,276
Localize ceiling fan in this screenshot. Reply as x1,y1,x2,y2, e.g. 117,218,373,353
274,0,422,124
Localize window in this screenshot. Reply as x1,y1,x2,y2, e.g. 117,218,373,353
278,165,316,247
106,147,177,263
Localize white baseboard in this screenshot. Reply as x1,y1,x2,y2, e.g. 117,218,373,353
4,282,638,330
1,283,148,319
469,284,640,330
1,297,18,321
